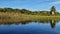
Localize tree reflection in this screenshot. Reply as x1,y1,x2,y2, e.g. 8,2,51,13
34,19,59,29
0,20,32,25
50,20,56,29
0,19,59,29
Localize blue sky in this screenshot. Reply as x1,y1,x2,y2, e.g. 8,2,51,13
0,0,60,12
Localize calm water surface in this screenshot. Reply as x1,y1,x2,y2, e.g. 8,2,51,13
0,20,60,34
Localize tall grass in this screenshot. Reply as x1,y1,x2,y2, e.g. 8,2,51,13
0,12,60,23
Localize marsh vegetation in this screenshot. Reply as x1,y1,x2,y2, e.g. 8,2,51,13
0,6,60,23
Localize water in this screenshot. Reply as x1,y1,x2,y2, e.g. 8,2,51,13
0,20,60,34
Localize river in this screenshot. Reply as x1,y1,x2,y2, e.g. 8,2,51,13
0,20,60,34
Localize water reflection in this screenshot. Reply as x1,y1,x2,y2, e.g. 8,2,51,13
0,19,60,34
0,19,60,29
50,20,56,28
33,19,59,29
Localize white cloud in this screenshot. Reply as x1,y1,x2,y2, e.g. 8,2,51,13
49,1,60,5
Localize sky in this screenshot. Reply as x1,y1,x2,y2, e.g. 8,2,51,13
0,0,60,12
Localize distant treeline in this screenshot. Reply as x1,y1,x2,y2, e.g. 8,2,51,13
0,6,60,16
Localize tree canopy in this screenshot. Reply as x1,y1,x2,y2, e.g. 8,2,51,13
0,6,60,16
50,6,56,15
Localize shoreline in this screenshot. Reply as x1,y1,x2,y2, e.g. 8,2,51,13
0,12,60,23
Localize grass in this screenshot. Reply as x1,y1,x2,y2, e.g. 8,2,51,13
0,12,60,23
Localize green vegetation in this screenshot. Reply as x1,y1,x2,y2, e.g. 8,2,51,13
0,6,60,23
0,6,60,15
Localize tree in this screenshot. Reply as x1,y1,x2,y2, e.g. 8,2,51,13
0,8,4,12
50,6,56,15
4,8,14,12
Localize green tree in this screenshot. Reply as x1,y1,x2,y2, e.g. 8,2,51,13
50,6,56,15
0,8,4,12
